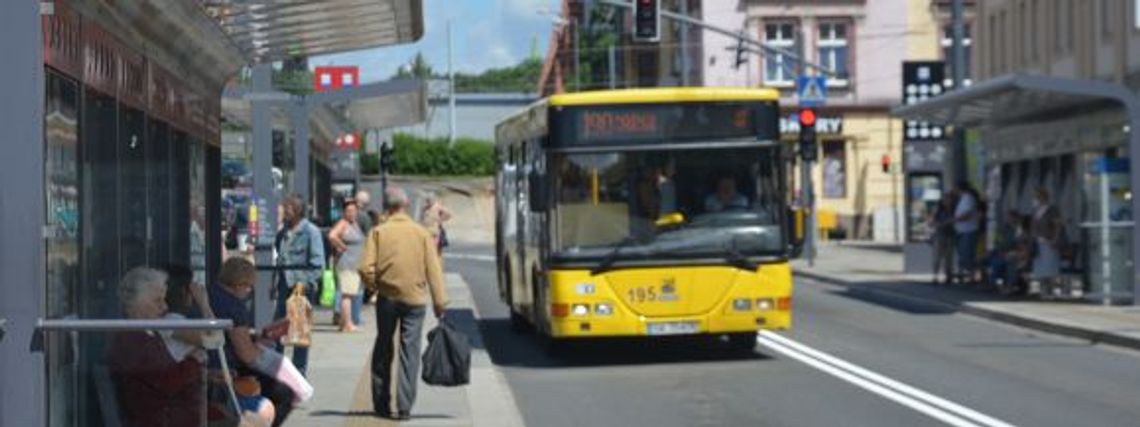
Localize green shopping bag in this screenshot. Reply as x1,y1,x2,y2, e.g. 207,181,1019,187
320,269,337,307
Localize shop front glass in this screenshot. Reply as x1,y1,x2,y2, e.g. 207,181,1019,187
50,79,215,425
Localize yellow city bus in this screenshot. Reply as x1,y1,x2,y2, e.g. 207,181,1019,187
494,88,795,351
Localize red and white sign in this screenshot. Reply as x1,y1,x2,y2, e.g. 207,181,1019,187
314,66,359,92
335,133,360,151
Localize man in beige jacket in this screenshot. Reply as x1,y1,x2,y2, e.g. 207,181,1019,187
358,187,447,420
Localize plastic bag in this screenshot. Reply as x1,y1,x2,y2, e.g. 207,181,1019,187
421,322,470,387
284,284,313,348
320,269,336,307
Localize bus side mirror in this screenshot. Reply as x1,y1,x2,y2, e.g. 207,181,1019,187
528,171,548,212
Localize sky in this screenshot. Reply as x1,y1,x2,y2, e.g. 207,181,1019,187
313,0,558,83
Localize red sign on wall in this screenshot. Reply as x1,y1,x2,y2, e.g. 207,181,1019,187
314,66,360,92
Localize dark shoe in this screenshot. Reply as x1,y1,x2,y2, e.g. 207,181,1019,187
397,411,411,421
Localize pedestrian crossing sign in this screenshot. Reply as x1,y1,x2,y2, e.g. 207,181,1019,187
796,76,828,107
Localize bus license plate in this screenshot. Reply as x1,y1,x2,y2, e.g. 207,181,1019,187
647,321,698,336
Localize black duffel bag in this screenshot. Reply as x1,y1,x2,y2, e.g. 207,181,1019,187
421,321,470,386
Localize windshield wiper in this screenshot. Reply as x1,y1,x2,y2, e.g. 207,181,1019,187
723,237,760,272
590,236,638,276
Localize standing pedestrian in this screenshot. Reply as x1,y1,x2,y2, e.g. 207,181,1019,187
928,194,957,284
273,194,325,376
356,190,376,235
420,193,452,254
358,187,448,421
1030,188,1063,296
952,181,982,284
328,199,365,333
352,190,374,319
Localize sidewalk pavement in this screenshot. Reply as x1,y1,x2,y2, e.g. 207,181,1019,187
792,242,1140,351
287,273,524,427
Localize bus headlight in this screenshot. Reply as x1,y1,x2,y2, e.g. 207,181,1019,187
571,303,590,317
755,298,774,311
595,303,614,316
732,298,752,312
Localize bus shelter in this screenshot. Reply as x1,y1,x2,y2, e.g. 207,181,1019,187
0,1,425,424
893,73,1140,305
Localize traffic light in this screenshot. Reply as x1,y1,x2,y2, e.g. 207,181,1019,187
798,108,817,162
633,0,660,43
734,37,748,69
881,154,891,173
379,144,396,173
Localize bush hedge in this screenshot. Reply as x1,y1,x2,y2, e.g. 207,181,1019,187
361,133,495,176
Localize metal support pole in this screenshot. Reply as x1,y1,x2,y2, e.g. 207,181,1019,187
573,21,581,91
251,64,278,327
0,1,45,424
448,20,457,146
951,0,968,183
609,43,617,89
794,29,817,266
291,101,311,204
680,0,690,86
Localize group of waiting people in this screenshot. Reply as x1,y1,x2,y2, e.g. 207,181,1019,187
929,183,1068,295
109,186,453,427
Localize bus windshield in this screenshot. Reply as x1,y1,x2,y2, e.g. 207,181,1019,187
553,144,787,262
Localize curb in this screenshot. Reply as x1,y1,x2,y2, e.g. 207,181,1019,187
793,271,1140,352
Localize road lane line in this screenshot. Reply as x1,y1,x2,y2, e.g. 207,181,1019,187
760,331,1016,427
756,335,982,427
444,252,496,262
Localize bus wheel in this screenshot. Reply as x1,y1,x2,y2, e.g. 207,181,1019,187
725,333,758,354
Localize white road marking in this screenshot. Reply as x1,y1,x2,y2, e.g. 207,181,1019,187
758,331,1017,427
444,252,496,262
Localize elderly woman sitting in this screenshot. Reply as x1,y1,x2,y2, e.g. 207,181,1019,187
107,267,211,427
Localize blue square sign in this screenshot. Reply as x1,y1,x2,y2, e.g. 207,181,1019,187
796,76,828,107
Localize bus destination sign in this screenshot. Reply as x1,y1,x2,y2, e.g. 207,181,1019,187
557,103,779,146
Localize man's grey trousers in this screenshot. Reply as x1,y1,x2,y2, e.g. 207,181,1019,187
372,298,427,416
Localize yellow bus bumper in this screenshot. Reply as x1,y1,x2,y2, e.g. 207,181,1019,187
545,264,793,339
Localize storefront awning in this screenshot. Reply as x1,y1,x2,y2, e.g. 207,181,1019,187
200,0,424,63
891,74,1139,127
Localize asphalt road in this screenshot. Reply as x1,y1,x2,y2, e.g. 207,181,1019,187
442,242,1140,427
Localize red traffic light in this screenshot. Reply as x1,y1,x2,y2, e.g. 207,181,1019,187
798,109,817,127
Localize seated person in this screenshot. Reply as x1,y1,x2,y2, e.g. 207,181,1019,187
108,267,207,427
210,257,298,427
162,263,275,426
704,176,749,213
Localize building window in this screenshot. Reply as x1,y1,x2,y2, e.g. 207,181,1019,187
763,22,797,86
818,21,850,84
821,140,846,199
942,23,972,86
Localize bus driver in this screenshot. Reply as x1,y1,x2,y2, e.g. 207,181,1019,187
705,176,749,213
